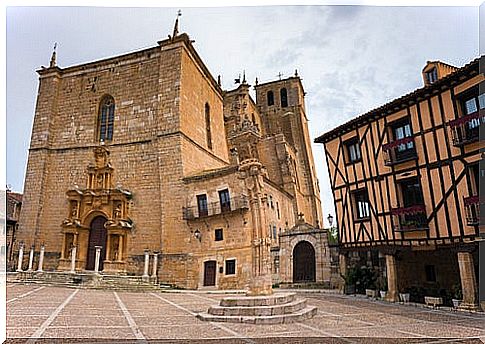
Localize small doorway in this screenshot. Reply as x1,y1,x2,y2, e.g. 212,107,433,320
293,241,316,283
86,216,107,271
203,260,216,286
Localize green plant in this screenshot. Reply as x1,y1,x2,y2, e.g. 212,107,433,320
452,283,463,300
343,266,378,294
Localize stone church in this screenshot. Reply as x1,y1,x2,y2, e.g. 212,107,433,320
14,23,332,290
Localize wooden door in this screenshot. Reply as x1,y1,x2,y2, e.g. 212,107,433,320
86,216,107,271
293,241,316,283
203,260,216,286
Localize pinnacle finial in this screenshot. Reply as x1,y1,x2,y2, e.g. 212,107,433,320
242,70,246,84
49,42,57,68
171,10,182,40
294,69,298,77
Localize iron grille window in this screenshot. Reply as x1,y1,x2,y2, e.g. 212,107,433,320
225,259,236,275
98,96,115,142
219,189,231,213
353,190,370,220
197,194,208,217
215,228,223,241
280,88,288,108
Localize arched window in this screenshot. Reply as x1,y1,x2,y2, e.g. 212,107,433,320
267,91,274,106
205,103,212,150
98,96,115,142
280,88,288,108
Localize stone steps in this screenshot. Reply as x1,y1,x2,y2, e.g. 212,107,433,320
209,298,307,316
197,292,317,324
197,305,317,324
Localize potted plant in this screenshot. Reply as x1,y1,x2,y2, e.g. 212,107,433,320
376,276,387,299
451,283,462,309
399,291,410,303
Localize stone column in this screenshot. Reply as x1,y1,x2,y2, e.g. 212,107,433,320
37,245,45,272
70,245,77,273
385,254,399,302
27,246,35,272
94,246,102,273
151,252,159,279
457,251,479,311
142,249,150,281
117,235,123,261
16,243,24,272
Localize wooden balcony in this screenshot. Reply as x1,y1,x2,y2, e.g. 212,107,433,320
464,195,480,226
182,195,249,220
382,136,417,166
391,204,428,231
448,110,484,147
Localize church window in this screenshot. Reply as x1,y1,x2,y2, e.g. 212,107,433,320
205,103,212,150
280,88,288,107
267,91,274,106
98,96,115,142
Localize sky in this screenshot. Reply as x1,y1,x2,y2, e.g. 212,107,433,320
5,5,479,226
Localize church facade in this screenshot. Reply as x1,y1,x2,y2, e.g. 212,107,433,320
14,27,331,290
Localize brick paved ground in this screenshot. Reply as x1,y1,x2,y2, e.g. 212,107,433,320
6,283,485,343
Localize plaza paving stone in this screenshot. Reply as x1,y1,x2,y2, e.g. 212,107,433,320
6,283,485,343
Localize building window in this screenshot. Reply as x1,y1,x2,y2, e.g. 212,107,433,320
269,195,274,209
462,92,485,130
345,138,361,163
426,68,438,84
276,202,280,219
425,265,436,282
280,88,288,108
391,118,415,160
399,178,424,207
219,189,231,213
197,194,208,217
205,103,212,150
98,96,115,142
272,225,277,240
353,190,370,220
225,259,236,275
267,91,274,106
215,228,223,241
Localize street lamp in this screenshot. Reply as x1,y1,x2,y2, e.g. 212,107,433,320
327,214,334,228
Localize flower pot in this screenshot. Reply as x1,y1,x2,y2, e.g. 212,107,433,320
399,293,410,303
424,296,443,307
366,289,377,298
380,291,387,299
345,285,355,295
452,299,461,309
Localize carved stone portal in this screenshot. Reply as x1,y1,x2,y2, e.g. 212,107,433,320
59,146,133,273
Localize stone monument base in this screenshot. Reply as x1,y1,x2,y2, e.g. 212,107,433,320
197,292,317,324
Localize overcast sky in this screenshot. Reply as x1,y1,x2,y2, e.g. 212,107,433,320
6,6,479,225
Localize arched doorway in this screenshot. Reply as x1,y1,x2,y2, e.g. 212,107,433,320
86,216,107,271
293,241,316,283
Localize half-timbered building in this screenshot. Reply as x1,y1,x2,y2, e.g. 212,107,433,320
315,57,483,310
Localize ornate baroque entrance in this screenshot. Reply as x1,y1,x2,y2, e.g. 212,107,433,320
293,241,316,283
86,216,107,270
59,146,133,273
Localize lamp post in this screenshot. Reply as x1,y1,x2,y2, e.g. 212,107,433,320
327,214,334,228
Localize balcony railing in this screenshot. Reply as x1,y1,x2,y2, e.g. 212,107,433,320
382,136,417,166
391,204,428,231
464,195,480,226
448,110,484,146
183,195,249,220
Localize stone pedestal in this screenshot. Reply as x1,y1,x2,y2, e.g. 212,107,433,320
385,254,399,302
37,245,45,272
457,251,479,311
70,246,77,273
16,244,24,272
197,293,317,324
151,252,159,281
247,275,273,296
142,250,150,281
94,246,102,273
27,246,35,272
